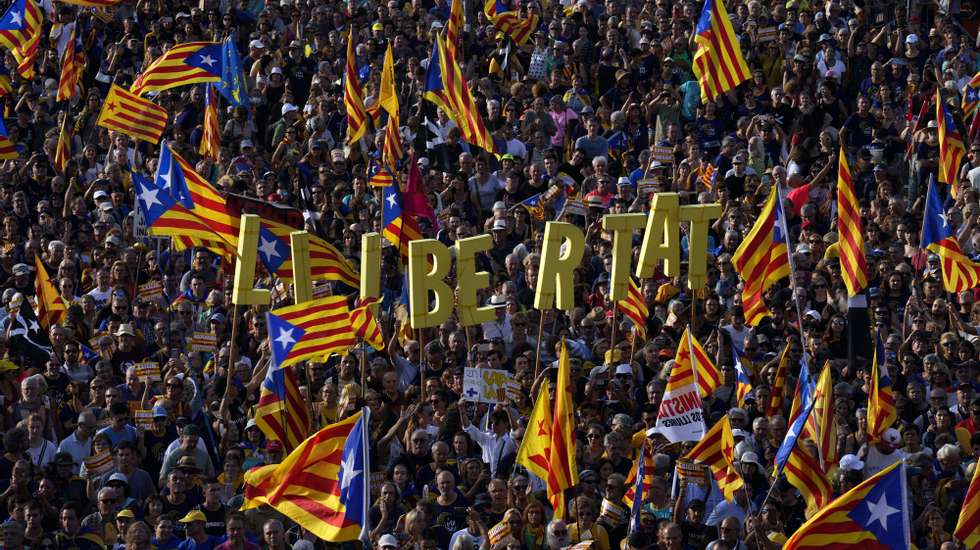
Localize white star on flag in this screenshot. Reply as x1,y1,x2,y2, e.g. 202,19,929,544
8,10,22,26
865,493,899,530
274,327,296,348
141,187,162,210
386,193,397,208
199,54,217,66
339,454,361,491
259,236,281,261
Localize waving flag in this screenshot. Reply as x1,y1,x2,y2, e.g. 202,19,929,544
837,147,866,296
53,114,72,173
254,217,359,287
962,71,980,121
921,176,980,292
732,348,752,407
547,339,578,519
199,84,220,161
732,184,790,325
813,362,837,474
378,46,403,169
382,184,423,264
254,364,311,453
404,152,438,228
937,93,966,196
0,0,42,79
134,171,232,254
244,410,371,542
267,296,356,369
483,0,539,44
776,361,832,515
0,117,17,159
684,416,743,501
765,341,792,417
616,278,648,340
866,330,896,441
785,461,909,550
56,25,83,101
368,159,396,187
33,255,67,329
350,298,384,350
446,0,463,58
96,84,168,144
627,445,651,534
423,33,496,153
518,194,546,221
516,379,552,481
692,0,750,102
130,41,223,96
700,163,717,189
344,27,368,144
956,457,980,548
670,326,721,398
654,327,707,443
216,36,247,106
156,143,239,247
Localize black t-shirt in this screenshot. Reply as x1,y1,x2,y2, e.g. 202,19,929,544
198,502,228,537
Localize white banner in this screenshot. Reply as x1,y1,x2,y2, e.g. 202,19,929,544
462,367,513,403
654,381,706,443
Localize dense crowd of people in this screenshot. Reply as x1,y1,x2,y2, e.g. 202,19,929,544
0,0,977,548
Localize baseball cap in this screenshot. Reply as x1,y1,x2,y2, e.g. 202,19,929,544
614,364,633,376
179,510,207,523
116,509,135,519
11,263,31,276
152,405,168,418
839,454,865,471
378,534,399,548
492,201,506,211
181,424,201,437
281,103,298,116
492,219,507,231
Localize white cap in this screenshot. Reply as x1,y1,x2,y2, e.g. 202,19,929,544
489,294,507,306
270,66,284,75
883,428,902,445
614,364,633,376
739,451,761,466
803,309,821,322
617,176,631,186
492,200,506,211
905,33,919,44
839,454,865,471
93,190,109,200
378,534,399,548
731,428,751,440
249,39,266,49
282,103,298,116
492,219,507,231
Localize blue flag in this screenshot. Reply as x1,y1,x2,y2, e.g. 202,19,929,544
339,407,371,542
216,37,247,107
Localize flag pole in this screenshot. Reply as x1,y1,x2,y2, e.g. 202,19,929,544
628,327,638,365
533,309,545,380
609,299,618,361
359,340,367,393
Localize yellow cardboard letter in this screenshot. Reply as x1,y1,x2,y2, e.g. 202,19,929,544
602,213,647,302
408,239,452,329
534,222,585,311
232,214,270,305
456,234,495,327
636,193,680,280
679,204,723,290
289,231,312,303
360,232,381,312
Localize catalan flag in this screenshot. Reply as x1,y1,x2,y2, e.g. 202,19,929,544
33,255,67,329
0,64,11,96
446,0,463,59
382,183,423,264
962,71,980,121
699,163,717,189
423,33,496,153
766,341,792,417
483,0,539,45
350,298,384,350
244,410,371,543
547,339,578,519
616,278,649,341
368,159,396,187
0,117,17,159
53,113,72,173
130,41,224,97
96,84,168,144
683,416,743,501
921,176,980,293
692,0,750,102
622,444,655,511
56,25,83,101
267,296,356,369
732,348,752,407
654,327,707,443
785,461,909,550
254,364,311,453
813,362,837,474
134,171,234,252
776,362,832,516
837,148,866,296
515,378,551,482
199,84,220,161
866,330,896,442
156,143,239,247
344,27,368,144
732,184,790,325
955,456,980,549
254,218,360,288
518,194,546,221
937,93,966,196
0,0,42,79
55,0,124,6
673,326,721,398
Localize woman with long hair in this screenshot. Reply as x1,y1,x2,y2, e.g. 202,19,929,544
124,521,154,550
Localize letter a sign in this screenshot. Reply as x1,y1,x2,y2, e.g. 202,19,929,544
653,328,707,442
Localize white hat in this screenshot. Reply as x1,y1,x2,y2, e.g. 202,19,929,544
614,364,633,376
489,294,507,306
803,309,821,322
270,66,284,75
249,39,266,49
93,190,109,200
883,428,902,445
378,534,399,549
617,176,631,186
731,428,751,439
282,103,298,116
492,201,507,211
492,219,507,231
905,33,919,44
739,451,761,466
839,454,865,471
927,120,938,129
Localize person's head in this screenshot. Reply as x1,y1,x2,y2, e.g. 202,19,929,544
58,503,82,535
546,519,569,549
436,470,456,497
1,520,23,550
97,487,117,515
262,519,285,549
719,516,740,544
658,522,683,550
225,513,246,543
127,521,152,546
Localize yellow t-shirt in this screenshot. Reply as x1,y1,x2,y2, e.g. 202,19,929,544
568,522,610,550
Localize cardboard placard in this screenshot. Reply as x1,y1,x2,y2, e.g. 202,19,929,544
675,458,711,487
637,178,662,196
135,362,161,382
138,280,164,301
134,409,155,429
651,145,673,163
189,332,217,352
312,282,332,299
757,27,777,42
487,521,511,546
461,367,513,403
600,498,627,523
84,452,114,478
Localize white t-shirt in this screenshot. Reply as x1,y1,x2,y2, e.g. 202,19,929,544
29,438,57,469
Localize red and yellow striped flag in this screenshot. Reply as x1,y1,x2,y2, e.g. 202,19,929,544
956,458,980,548
53,113,72,173
684,416,743,501
732,184,790,325
547,339,577,519
96,84,168,144
423,33,496,153
484,0,539,45
267,296,357,369
938,93,966,197
199,84,220,161
812,362,837,474
129,41,222,97
622,444,655,509
866,332,896,442
254,364,311,453
785,443,833,517
446,0,463,59
836,148,866,296
616,278,648,341
515,379,551,482
671,327,721,398
350,298,384,350
33,255,67,329
344,27,367,144
692,0,750,102
766,341,792,418
56,27,83,101
0,0,43,79
379,45,403,168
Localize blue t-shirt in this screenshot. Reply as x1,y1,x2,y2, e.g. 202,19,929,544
97,424,138,447
177,535,224,550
